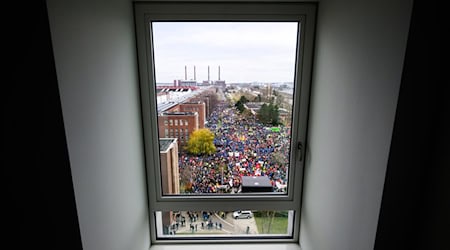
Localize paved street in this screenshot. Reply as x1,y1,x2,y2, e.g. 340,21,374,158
173,211,258,235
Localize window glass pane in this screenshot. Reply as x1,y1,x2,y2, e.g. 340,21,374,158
156,210,294,239
153,22,298,195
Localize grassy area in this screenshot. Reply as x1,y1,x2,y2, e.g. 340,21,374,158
254,215,289,234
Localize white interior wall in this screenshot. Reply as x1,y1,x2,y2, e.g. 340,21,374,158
300,0,413,249
46,0,150,250
46,0,413,249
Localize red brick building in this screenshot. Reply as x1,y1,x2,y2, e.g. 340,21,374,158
178,102,206,128
188,96,210,118
158,111,199,146
157,88,216,147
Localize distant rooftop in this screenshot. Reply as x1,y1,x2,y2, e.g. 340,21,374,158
160,111,197,116
156,85,213,113
159,138,177,152
156,86,199,91
182,101,204,104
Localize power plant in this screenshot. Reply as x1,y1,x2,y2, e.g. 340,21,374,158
175,65,226,87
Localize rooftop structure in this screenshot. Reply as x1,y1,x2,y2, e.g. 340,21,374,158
157,86,199,92
159,138,177,152
241,176,273,192
160,111,197,116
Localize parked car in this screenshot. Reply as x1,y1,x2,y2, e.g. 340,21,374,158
233,210,253,219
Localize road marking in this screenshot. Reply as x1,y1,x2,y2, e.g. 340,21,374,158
214,213,234,227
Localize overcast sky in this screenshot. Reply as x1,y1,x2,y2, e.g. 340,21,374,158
152,22,298,83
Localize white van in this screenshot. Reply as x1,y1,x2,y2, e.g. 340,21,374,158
233,210,253,219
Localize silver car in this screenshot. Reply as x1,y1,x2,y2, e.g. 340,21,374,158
233,210,253,219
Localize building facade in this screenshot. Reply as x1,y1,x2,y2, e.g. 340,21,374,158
159,138,180,228
178,102,206,128
158,112,199,146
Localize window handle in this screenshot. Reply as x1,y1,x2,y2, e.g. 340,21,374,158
298,141,303,161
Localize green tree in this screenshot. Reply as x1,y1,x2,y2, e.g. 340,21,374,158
239,95,249,103
258,103,270,123
269,104,280,125
235,95,249,113
235,100,245,113
257,103,280,125
185,128,216,155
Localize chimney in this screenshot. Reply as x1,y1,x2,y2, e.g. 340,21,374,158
194,65,196,81
185,65,187,80
208,66,210,82
218,66,221,80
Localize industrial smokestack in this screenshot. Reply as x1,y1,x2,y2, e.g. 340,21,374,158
184,65,187,80
208,66,210,82
218,66,221,80
194,66,196,81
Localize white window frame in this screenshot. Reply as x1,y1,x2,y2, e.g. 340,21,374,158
134,1,316,244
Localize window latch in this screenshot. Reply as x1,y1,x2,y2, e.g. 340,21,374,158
297,141,303,161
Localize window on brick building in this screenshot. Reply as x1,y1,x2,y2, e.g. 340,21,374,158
135,1,316,243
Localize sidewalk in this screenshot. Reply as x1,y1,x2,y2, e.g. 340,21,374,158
170,211,259,235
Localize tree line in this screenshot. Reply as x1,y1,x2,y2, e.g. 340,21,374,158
235,95,280,126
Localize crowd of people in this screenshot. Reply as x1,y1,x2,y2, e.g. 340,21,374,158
178,101,291,194
169,211,223,234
